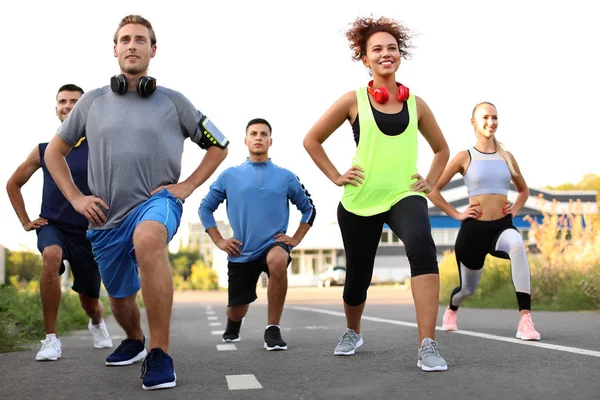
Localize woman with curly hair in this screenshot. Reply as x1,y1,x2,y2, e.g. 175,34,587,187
303,16,450,371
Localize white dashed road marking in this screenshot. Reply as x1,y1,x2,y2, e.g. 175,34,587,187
226,374,263,390
217,344,237,351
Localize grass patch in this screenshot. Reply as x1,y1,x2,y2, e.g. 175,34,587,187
439,251,600,311
0,285,111,353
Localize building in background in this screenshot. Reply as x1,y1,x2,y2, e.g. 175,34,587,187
189,179,598,288
426,178,598,253
187,220,233,267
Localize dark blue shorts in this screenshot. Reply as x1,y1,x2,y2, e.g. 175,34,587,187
86,189,183,298
36,225,101,298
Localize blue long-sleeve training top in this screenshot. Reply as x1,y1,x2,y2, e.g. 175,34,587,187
199,159,316,262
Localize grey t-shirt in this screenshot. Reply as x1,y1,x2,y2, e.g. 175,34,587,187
58,86,208,230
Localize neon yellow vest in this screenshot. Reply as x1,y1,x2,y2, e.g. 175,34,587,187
340,87,423,216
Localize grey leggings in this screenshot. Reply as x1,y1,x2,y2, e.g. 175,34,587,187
450,215,531,311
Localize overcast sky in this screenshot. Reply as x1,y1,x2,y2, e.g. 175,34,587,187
0,0,597,252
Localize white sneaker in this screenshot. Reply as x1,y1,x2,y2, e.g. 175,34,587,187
89,320,113,349
36,336,62,361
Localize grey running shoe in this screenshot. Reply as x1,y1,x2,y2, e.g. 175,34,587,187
417,338,448,371
334,328,364,356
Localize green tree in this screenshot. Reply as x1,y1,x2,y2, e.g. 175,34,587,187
5,248,42,282
546,173,600,203
168,248,202,280
171,255,193,280
188,260,219,290
168,246,219,290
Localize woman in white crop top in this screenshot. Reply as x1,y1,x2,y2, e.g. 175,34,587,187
427,102,541,341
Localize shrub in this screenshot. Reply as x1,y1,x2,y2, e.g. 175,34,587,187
0,281,111,352
173,261,219,291
525,197,600,310
439,196,599,311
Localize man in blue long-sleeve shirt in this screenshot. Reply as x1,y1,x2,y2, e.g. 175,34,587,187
199,118,316,350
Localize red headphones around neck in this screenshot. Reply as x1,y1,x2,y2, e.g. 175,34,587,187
367,80,410,104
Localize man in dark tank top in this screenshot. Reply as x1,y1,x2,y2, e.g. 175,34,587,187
6,84,113,363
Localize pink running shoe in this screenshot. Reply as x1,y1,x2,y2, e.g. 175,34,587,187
516,313,541,341
442,307,458,331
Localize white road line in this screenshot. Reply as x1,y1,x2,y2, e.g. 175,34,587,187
208,316,218,321
205,305,213,310
81,335,125,340
217,344,237,351
210,322,222,327
211,330,225,335
226,374,263,390
206,311,216,315
290,306,600,358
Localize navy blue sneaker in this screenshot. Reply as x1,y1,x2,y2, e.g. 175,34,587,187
105,337,147,366
141,348,177,390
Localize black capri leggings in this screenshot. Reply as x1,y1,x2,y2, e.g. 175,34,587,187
338,195,439,306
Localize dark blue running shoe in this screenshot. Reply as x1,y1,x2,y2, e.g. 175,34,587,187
141,348,177,390
105,337,147,366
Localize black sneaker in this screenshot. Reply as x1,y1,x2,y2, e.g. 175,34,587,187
264,326,288,351
222,319,242,342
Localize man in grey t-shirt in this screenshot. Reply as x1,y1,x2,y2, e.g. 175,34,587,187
45,15,229,391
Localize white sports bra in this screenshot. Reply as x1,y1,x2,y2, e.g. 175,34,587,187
463,147,511,196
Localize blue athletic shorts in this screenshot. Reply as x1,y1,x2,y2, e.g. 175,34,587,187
86,189,183,298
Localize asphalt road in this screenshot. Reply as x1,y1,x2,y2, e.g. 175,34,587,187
1,286,599,399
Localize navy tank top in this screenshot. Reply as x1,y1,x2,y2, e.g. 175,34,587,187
39,139,91,232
